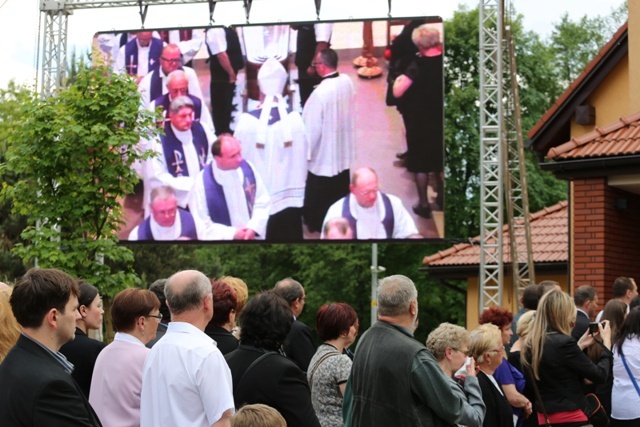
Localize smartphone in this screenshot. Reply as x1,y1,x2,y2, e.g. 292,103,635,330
589,321,605,334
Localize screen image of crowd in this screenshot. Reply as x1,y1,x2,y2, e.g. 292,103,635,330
92,18,445,242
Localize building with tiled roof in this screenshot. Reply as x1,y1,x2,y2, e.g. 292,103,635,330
527,3,640,303
421,202,568,328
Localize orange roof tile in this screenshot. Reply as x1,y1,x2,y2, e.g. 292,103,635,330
422,201,568,267
547,111,640,159
528,22,628,141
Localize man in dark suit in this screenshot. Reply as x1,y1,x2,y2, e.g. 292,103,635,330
572,285,599,340
0,268,102,426
273,277,316,372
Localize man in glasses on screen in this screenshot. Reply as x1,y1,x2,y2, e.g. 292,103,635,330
138,43,205,109
321,167,420,240
188,134,271,240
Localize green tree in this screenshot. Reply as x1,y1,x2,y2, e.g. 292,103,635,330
1,61,160,297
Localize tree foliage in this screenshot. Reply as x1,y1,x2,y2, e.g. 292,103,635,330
1,61,160,296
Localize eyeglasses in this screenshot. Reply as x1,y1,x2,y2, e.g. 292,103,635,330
146,313,163,320
452,347,469,356
311,62,322,68
490,346,505,354
161,57,182,64
357,188,379,197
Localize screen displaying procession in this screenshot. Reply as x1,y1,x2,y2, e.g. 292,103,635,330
92,17,445,243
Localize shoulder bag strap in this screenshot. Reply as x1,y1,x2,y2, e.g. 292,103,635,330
526,365,551,427
237,351,277,390
308,351,341,389
620,350,640,397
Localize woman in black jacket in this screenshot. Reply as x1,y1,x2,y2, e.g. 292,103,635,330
522,289,612,427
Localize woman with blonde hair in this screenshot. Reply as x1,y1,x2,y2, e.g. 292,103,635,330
522,289,611,427
0,288,21,363
469,323,515,427
509,310,537,427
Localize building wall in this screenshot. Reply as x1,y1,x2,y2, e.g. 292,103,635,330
571,178,640,305
465,272,569,330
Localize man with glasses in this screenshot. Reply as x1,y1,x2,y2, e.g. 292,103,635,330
301,48,355,234
321,167,420,239
345,275,469,427
141,270,234,427
128,185,198,241
138,43,205,109
273,278,316,372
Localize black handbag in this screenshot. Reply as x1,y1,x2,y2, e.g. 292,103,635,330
585,393,609,427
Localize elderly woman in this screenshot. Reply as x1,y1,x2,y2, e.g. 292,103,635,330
426,322,486,427
225,291,320,427
480,306,532,426
470,323,515,427
523,290,611,427
392,23,444,218
307,303,359,426
89,288,161,427
59,281,106,398
0,287,20,364
205,280,239,355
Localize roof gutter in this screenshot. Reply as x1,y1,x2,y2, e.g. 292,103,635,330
540,155,640,179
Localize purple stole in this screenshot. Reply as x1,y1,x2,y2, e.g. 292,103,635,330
154,94,203,124
137,208,197,240
161,122,209,177
342,193,394,238
203,161,256,226
124,38,163,76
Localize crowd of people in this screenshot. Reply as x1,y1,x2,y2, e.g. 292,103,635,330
3,270,638,427
93,21,440,243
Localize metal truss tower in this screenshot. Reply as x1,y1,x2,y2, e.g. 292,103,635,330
479,0,504,309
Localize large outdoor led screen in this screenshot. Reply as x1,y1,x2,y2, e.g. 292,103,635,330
93,17,444,243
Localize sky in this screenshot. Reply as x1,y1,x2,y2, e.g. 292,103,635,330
0,0,626,89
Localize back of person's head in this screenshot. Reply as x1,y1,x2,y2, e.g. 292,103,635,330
522,284,543,310
523,289,574,379
539,280,560,295
0,289,21,362
426,322,470,361
468,323,501,364
588,299,628,362
612,277,636,299
10,268,79,328
149,278,170,323
209,280,237,328
574,285,597,308
78,281,100,309
318,48,338,69
630,295,640,311
516,310,536,339
411,24,441,50
219,276,249,313
273,277,304,307
239,291,293,351
615,307,640,354
479,306,513,329
316,303,358,341
231,404,286,427
111,288,161,332
376,275,417,317
165,270,211,315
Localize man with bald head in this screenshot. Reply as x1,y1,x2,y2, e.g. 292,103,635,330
115,31,164,83
321,167,420,239
140,270,234,427
138,43,205,108
188,134,271,240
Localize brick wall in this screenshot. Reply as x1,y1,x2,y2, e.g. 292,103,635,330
572,178,640,305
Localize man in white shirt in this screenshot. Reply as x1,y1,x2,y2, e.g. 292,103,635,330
147,96,213,210
302,48,355,234
138,44,205,109
115,31,164,83
140,270,234,427
128,185,198,241
321,168,420,240
188,134,270,240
